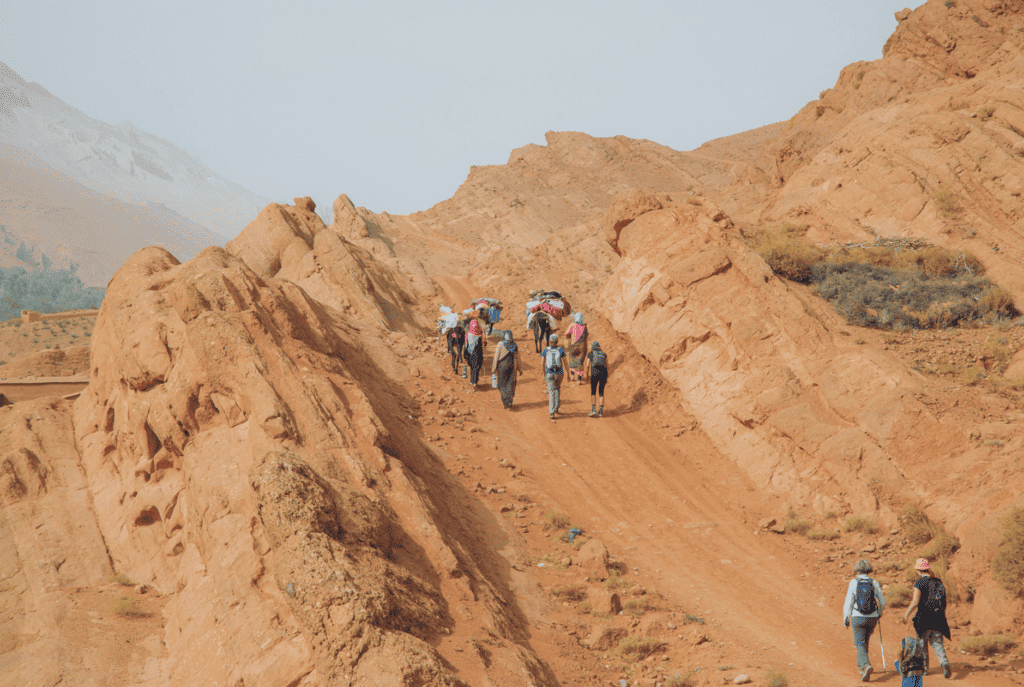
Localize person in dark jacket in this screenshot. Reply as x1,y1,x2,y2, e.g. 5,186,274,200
903,558,952,679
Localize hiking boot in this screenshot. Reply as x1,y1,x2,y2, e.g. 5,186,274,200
860,665,872,682
589,408,597,417
598,408,603,417
942,663,951,679
549,413,555,421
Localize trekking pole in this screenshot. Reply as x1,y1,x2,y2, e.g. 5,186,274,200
878,618,887,672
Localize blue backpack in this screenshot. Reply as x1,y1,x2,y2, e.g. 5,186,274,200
854,577,877,614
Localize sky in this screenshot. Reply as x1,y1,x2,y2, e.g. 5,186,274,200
2,0,917,217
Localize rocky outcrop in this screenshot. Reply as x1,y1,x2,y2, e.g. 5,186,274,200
57,245,554,685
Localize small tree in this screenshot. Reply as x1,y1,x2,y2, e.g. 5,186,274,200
992,507,1024,597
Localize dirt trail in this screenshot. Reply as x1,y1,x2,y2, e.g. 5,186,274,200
430,275,1008,687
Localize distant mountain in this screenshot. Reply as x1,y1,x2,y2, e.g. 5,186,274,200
0,148,227,286
0,60,269,238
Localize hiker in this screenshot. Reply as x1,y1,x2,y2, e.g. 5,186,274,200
894,635,927,687
491,330,521,409
487,303,502,336
447,322,466,375
564,312,588,384
539,333,566,420
530,311,552,354
843,559,887,682
902,558,951,679
464,319,486,385
583,341,608,417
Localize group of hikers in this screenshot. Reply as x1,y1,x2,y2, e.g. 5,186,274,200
442,301,609,420
843,557,951,684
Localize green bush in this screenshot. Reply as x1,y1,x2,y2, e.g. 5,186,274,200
617,635,665,661
993,507,1024,597
843,516,882,535
111,572,134,587
682,613,705,625
960,634,1016,655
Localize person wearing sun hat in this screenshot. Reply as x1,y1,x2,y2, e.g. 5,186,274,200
903,558,952,679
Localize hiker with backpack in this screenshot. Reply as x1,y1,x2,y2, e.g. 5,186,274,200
894,635,927,686
539,333,566,420
843,559,887,682
584,341,608,417
564,312,588,384
464,319,486,386
902,558,951,679
491,330,522,409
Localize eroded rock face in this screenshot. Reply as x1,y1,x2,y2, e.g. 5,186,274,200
60,245,553,686
599,202,963,519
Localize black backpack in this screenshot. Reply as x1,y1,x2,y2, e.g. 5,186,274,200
900,636,926,676
924,576,947,614
591,350,607,373
853,577,877,614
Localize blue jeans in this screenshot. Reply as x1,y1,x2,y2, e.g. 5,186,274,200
545,371,563,414
851,616,878,670
921,629,948,672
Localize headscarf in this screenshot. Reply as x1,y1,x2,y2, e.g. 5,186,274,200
573,312,585,325
468,320,483,336
503,330,517,355
592,341,601,351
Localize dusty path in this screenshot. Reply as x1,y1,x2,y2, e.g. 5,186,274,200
430,275,1009,687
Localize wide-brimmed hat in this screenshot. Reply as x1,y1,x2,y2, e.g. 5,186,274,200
914,558,931,571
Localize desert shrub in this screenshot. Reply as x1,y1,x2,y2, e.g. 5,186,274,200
786,517,812,535
623,597,654,616
605,573,633,590
551,584,587,602
875,560,904,575
934,188,961,218
963,366,985,385
902,502,940,545
542,510,571,531
978,105,996,120
617,635,665,661
682,613,705,625
113,595,149,618
664,672,697,687
919,532,959,560
753,230,825,283
112,572,134,587
843,516,882,535
960,634,1016,655
930,557,961,603
853,69,865,89
764,666,790,687
811,261,1014,330
807,529,840,541
886,584,914,607
993,507,1024,598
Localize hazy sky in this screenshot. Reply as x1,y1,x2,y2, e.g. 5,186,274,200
3,0,915,217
